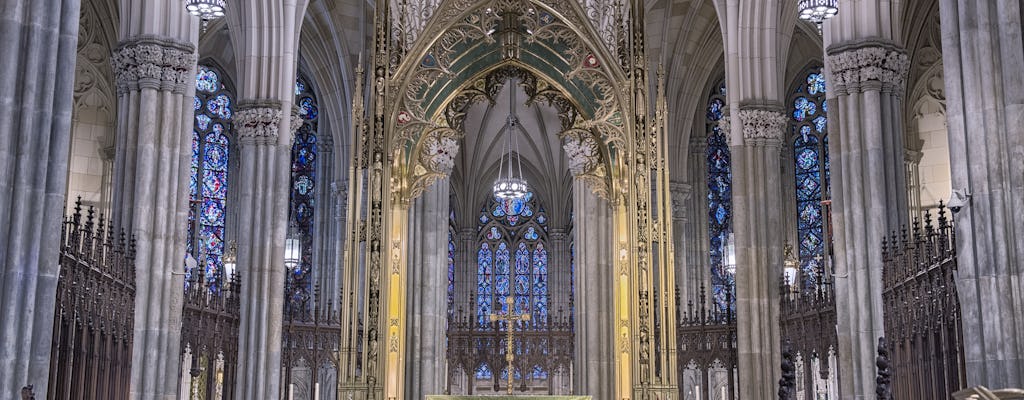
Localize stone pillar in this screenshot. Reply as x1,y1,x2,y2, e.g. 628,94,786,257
669,182,693,302
548,228,571,317
571,180,614,398
108,9,198,396
233,103,298,399
313,134,335,310
404,179,449,399
824,41,909,399
686,135,710,304
0,0,79,395
456,228,477,320
939,0,1024,388
731,108,786,400
325,179,347,312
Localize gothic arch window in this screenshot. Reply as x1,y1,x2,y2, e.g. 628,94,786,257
789,67,830,290
705,80,734,312
448,209,457,319
287,74,320,305
474,192,550,379
188,64,233,289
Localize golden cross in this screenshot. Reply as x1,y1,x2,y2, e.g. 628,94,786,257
489,296,530,395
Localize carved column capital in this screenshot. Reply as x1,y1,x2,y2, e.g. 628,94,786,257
669,182,692,219
289,105,304,139
111,36,196,95
235,101,283,145
738,108,787,146
826,41,910,96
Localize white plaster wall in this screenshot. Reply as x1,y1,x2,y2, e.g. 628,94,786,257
915,109,951,209
66,105,113,211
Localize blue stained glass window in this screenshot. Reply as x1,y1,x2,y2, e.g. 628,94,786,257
287,75,320,311
188,65,233,290
475,191,550,331
790,68,830,290
705,80,734,313
448,214,456,322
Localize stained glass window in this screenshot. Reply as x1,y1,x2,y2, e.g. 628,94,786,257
790,69,830,290
287,75,320,306
474,192,550,379
705,80,734,313
188,65,233,290
448,209,457,320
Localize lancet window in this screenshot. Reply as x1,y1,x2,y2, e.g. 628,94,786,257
475,191,550,328
188,64,233,289
789,68,830,290
705,80,734,312
286,75,320,307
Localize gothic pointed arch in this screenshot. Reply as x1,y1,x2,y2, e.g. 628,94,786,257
385,0,631,203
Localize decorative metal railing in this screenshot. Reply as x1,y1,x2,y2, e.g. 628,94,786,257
180,270,241,399
881,204,965,399
779,272,838,399
48,199,136,400
676,286,737,400
446,307,573,395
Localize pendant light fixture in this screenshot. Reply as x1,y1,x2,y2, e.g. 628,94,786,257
492,79,529,200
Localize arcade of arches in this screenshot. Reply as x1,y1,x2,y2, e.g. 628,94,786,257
2,0,1023,399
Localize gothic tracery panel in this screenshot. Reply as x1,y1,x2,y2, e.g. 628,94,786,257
789,68,830,290
705,80,734,312
287,74,320,308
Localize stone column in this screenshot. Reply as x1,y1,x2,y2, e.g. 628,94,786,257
313,134,335,310
0,0,80,395
326,179,347,312
939,0,1024,388
824,41,909,399
571,180,614,399
233,103,298,400
548,228,571,317
731,108,787,400
669,182,693,302
456,228,477,320
686,135,710,304
404,179,449,399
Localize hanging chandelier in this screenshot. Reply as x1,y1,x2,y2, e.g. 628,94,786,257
185,0,226,20
797,0,838,23
492,79,529,200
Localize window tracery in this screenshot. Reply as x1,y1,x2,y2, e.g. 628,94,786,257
286,74,319,305
705,80,734,312
789,68,830,290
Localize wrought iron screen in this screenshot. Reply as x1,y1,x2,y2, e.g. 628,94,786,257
881,204,965,399
48,199,136,399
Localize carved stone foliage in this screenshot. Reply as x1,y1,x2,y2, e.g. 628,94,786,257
111,37,196,95
738,108,786,143
390,0,444,52
581,0,626,57
827,42,910,95
235,102,283,145
418,128,460,174
562,128,601,175
74,2,115,123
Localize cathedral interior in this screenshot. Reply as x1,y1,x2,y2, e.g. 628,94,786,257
2,0,1023,399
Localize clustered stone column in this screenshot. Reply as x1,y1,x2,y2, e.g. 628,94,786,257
404,179,449,399
547,228,572,316
571,180,615,398
232,101,294,399
108,32,198,399
669,182,694,301
824,40,909,398
939,0,1024,388
0,0,80,396
731,108,787,400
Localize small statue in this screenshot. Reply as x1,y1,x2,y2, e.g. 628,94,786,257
21,385,35,400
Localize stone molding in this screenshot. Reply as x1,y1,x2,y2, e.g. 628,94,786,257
826,41,909,96
235,101,284,145
111,36,196,95
738,108,786,145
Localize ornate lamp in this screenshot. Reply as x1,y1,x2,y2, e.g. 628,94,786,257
797,0,839,23
492,79,529,200
782,242,800,293
223,240,237,281
185,0,226,20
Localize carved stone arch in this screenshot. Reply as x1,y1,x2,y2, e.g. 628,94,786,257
386,0,631,203
75,0,116,125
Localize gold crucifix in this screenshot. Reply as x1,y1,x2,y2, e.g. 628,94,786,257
489,296,530,395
